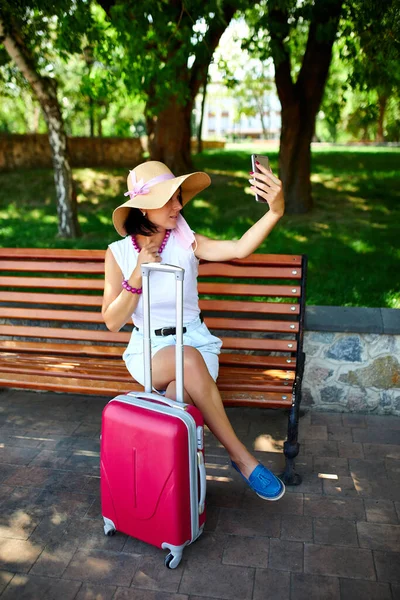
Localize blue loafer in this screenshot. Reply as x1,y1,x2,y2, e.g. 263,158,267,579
231,461,285,501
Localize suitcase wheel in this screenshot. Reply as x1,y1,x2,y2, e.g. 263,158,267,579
106,528,116,537
164,552,181,569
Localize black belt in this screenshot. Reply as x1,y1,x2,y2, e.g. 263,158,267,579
134,313,204,337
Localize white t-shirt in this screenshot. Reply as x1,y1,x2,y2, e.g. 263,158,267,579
108,232,201,331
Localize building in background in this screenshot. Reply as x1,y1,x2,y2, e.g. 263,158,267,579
195,81,281,140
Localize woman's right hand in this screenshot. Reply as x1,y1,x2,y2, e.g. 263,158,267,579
130,242,161,283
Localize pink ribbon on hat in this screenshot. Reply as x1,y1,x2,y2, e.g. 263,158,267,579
124,169,196,249
124,171,175,199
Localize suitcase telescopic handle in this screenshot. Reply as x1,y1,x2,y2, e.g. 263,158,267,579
126,392,186,411
198,451,206,515
141,262,185,402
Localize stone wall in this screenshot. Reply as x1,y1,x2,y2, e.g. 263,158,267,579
0,134,143,170
303,331,400,415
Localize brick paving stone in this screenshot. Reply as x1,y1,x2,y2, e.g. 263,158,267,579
217,508,281,537
204,505,220,532
313,518,359,547
75,583,117,600
63,516,127,552
0,485,16,504
284,472,323,495
61,452,100,475
374,551,400,583
182,532,227,564
304,495,365,520
280,515,313,542
339,579,392,600
63,549,140,586
34,489,95,519
326,426,353,443
30,539,77,577
2,466,65,488
357,522,400,551
322,475,359,497
304,544,375,580
0,570,14,595
348,458,387,479
241,490,304,514
392,584,400,599
0,538,43,573
0,574,82,599
122,536,162,558
365,415,400,430
179,561,254,599
311,413,343,426
131,555,183,593
386,457,400,481
353,429,400,445
365,499,399,524
0,506,41,540
363,444,400,459
28,449,72,469
298,425,328,441
116,591,189,600
291,573,340,600
253,569,290,600
0,446,40,465
222,535,269,568
342,414,367,428
268,539,304,573
396,501,400,520
0,465,15,484
337,442,364,458
303,441,339,457
313,457,349,476
352,477,400,502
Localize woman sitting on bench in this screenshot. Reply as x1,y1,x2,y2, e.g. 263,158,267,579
102,160,285,501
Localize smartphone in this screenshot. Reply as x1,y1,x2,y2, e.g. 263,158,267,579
251,154,270,203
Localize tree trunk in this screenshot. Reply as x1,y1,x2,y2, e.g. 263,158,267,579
146,95,194,174
268,0,343,214
0,13,80,238
279,103,314,213
197,77,208,154
376,93,387,143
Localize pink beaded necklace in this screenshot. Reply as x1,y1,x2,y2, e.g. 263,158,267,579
130,229,171,255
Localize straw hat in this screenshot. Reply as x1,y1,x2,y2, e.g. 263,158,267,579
112,161,211,236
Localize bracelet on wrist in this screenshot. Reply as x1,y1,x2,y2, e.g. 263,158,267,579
122,279,142,294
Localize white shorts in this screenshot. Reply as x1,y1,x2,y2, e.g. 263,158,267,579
123,316,223,389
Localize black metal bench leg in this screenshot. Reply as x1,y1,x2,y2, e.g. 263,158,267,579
280,352,305,486
280,397,302,485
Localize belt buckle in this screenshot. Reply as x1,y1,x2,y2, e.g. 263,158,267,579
160,327,169,336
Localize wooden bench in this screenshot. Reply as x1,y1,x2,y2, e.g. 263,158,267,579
0,248,307,485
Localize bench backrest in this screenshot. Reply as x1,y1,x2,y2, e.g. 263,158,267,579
0,248,307,375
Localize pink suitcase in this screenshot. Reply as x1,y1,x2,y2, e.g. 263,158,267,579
100,263,206,569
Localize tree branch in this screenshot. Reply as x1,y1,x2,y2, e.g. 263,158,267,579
296,0,343,113
189,1,238,98
267,1,295,108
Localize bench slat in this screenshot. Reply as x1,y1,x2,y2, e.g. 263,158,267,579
0,291,103,306
199,282,301,297
0,369,293,404
0,342,297,369
0,260,104,274
198,264,301,279
1,276,104,290
0,292,300,315
0,325,297,351
1,308,299,333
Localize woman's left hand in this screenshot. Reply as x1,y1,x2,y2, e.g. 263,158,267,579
249,161,285,217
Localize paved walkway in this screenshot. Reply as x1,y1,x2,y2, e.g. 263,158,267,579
0,389,399,599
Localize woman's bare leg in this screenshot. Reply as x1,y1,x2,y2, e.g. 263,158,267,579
152,345,258,478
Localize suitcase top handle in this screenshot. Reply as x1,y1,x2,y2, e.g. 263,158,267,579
141,263,185,281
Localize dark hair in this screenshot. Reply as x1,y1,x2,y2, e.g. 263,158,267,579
124,187,183,236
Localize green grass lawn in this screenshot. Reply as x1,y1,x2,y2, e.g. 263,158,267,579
1,144,399,308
